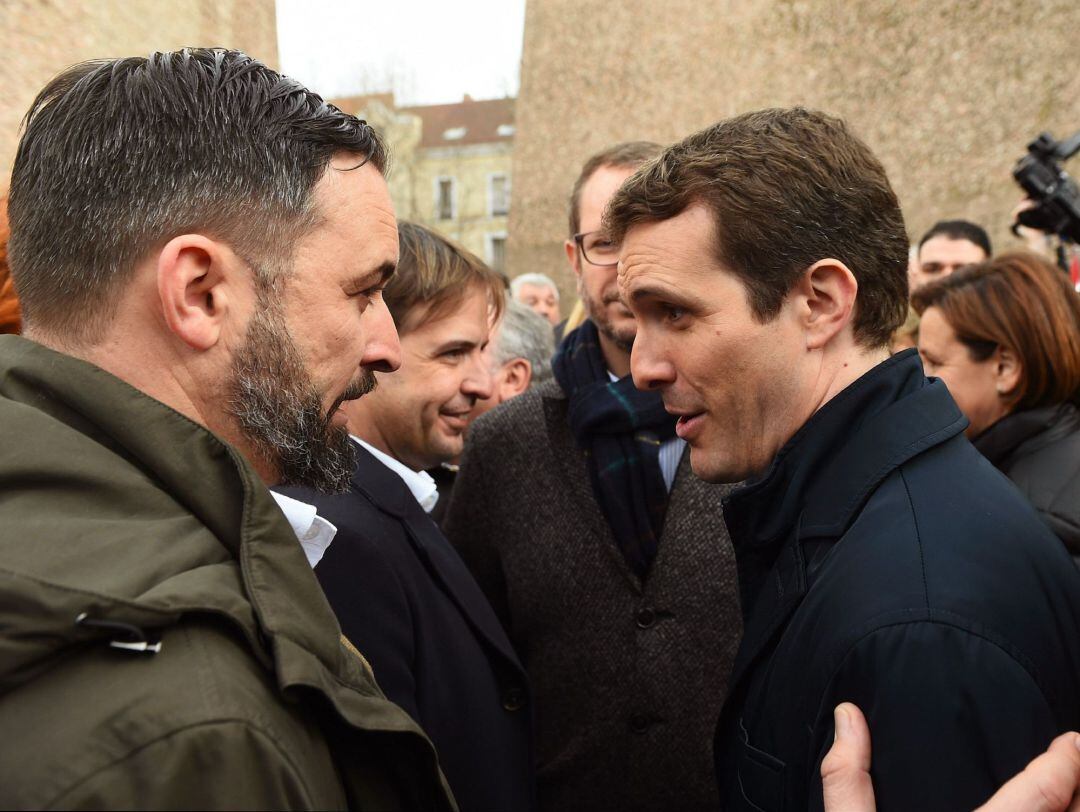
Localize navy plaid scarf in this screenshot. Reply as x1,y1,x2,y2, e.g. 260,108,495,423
552,319,677,578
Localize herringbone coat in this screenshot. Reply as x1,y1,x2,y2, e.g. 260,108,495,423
444,377,742,812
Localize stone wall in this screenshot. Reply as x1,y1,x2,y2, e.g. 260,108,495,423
508,0,1080,300
0,0,279,187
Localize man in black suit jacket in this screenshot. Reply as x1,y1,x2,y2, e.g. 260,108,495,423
278,222,533,811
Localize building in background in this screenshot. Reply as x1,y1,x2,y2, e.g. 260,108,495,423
335,94,515,273
508,0,1080,301
0,0,279,186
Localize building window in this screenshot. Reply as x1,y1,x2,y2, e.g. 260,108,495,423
436,177,455,221
489,173,510,217
487,233,507,273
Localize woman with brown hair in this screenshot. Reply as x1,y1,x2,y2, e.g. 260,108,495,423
0,195,21,334
913,251,1080,554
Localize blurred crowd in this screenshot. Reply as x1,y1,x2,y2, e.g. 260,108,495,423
2,49,1080,812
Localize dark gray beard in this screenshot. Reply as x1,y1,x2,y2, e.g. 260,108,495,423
226,300,374,493
583,289,636,354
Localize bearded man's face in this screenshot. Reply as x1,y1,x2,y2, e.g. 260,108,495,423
227,292,374,493
224,161,401,491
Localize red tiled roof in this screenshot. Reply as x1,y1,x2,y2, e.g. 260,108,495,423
326,92,396,117
400,96,516,149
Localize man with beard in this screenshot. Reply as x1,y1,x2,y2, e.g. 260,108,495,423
278,222,534,812
0,50,453,809
443,143,741,812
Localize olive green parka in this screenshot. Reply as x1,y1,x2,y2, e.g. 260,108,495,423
0,335,456,810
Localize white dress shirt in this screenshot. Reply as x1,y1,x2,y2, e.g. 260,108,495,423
269,490,338,568
607,370,685,491
351,436,440,514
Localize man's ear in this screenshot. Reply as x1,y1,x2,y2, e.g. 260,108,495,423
564,239,583,282
499,358,533,399
796,259,859,351
994,345,1023,398
156,235,238,351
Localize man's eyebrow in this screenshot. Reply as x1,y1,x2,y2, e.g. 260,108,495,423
348,262,396,290
435,339,478,353
629,283,679,303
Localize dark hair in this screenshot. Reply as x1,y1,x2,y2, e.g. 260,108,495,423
911,252,1080,410
0,195,20,335
568,141,662,237
604,108,909,348
918,220,992,257
8,48,387,344
388,222,505,334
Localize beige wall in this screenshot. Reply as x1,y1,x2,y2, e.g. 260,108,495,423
0,0,279,187
405,144,513,268
508,0,1080,301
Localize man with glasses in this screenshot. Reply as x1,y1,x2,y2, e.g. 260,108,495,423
443,143,741,811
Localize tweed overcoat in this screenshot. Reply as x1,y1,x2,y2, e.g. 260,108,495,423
444,377,742,812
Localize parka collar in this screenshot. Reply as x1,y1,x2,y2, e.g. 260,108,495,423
0,336,381,693
722,350,968,612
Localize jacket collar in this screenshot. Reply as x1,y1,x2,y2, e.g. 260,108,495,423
0,336,444,752
716,350,968,732
350,436,440,513
349,442,527,675
973,402,1080,467
722,350,968,624
349,440,414,518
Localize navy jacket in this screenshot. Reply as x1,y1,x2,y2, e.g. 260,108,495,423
279,443,534,812
714,350,1080,812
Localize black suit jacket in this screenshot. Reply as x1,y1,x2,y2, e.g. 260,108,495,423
278,443,534,812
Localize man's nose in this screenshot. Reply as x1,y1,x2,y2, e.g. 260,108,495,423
462,351,495,400
361,298,402,374
630,331,675,392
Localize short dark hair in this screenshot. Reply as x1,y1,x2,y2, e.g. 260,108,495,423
8,48,387,344
388,222,505,334
911,252,1080,410
918,220,992,257
568,141,662,237
605,108,909,348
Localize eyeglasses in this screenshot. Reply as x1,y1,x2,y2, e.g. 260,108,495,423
573,231,619,267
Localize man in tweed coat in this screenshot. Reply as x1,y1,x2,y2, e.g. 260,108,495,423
443,143,742,812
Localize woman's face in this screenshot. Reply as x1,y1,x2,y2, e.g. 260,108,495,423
918,307,1011,438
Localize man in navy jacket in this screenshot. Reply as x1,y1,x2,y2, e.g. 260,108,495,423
279,222,533,812
605,107,1080,811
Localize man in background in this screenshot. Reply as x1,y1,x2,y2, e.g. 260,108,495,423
445,142,741,812
909,219,992,293
471,296,555,422
280,222,534,812
512,271,562,326
431,295,554,522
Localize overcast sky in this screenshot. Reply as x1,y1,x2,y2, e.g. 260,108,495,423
276,0,527,105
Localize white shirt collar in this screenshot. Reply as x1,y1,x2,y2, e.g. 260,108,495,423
351,436,440,514
269,490,338,569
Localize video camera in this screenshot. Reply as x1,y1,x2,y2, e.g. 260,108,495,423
1013,130,1080,243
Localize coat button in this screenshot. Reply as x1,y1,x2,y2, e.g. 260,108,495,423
502,687,525,712
635,608,656,629
629,714,651,734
